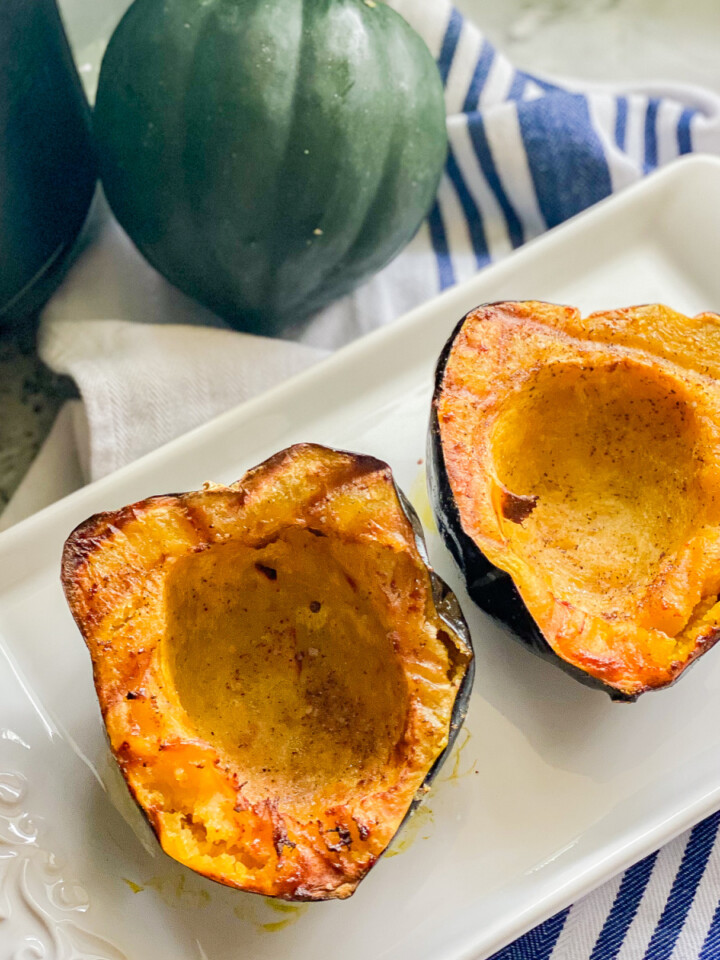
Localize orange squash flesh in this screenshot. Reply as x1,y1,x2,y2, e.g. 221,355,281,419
435,301,720,699
62,444,472,899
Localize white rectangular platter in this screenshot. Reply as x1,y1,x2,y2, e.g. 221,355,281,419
2,155,720,960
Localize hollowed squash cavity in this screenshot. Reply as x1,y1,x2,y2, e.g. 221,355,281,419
491,360,703,619
165,529,409,803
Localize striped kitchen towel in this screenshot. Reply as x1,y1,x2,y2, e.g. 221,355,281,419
492,811,720,960
408,0,720,290
37,4,720,957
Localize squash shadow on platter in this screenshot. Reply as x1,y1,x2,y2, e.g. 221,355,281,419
427,299,720,780
453,590,719,784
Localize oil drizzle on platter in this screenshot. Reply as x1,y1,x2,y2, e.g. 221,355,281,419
384,803,435,858
260,900,309,932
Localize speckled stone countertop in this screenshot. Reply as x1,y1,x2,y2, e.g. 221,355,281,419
0,327,76,511
1,0,719,512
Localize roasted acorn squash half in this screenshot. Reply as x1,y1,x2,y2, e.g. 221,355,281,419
429,301,720,701
62,443,473,899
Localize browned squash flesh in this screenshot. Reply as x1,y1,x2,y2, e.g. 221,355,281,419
62,444,472,899
437,301,720,698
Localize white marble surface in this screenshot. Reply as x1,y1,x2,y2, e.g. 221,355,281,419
454,0,720,92
60,0,720,100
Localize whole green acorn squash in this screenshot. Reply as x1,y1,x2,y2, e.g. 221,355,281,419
94,0,447,334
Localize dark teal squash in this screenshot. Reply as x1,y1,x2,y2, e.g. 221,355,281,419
0,0,95,328
94,0,447,334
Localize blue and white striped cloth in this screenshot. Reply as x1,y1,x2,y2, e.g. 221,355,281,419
390,0,720,307
38,6,720,957
392,5,720,959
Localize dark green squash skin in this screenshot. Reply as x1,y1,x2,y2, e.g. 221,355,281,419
94,0,447,335
0,0,96,328
393,484,475,817
427,308,637,703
